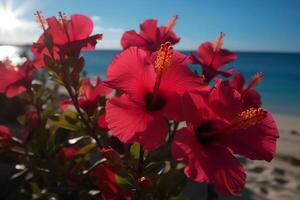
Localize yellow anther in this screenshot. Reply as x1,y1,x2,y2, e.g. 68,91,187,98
213,32,225,52
35,10,47,31
154,42,173,74
231,107,267,130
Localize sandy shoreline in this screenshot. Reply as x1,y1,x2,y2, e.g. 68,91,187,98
236,113,300,200
273,114,300,132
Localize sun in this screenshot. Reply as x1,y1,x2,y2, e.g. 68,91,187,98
0,8,18,31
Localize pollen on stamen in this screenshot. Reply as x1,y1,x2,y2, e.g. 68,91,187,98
58,11,68,28
34,10,47,31
231,107,267,130
154,42,173,74
213,32,225,52
249,72,264,89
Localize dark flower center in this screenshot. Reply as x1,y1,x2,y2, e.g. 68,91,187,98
144,92,166,111
195,121,216,145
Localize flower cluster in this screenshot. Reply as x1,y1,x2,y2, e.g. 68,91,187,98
0,12,279,199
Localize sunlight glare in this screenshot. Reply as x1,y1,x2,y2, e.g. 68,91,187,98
0,8,19,31
0,45,26,64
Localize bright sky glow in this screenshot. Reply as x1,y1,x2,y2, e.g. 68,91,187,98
0,9,18,31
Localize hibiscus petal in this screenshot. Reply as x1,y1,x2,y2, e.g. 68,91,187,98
121,30,147,50
6,85,26,98
106,94,168,151
209,80,243,120
90,164,122,199
198,42,237,70
46,17,68,45
242,89,261,109
106,47,155,103
219,113,279,161
140,19,158,43
81,76,112,101
181,91,213,127
0,67,19,93
158,26,181,45
172,127,246,195
69,14,93,41
161,53,207,95
98,113,108,130
0,63,30,98
231,73,245,93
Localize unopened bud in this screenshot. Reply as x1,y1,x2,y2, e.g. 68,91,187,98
138,176,153,189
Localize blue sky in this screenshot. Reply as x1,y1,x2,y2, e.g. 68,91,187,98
0,0,300,52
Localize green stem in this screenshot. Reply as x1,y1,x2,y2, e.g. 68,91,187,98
64,85,103,148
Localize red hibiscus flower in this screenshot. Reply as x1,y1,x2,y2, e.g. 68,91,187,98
190,33,237,82
32,11,102,68
0,125,12,145
90,163,132,200
172,87,279,195
105,43,206,151
121,16,180,52
230,72,263,109
0,60,34,98
61,76,112,115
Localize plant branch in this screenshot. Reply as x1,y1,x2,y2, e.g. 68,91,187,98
64,85,103,148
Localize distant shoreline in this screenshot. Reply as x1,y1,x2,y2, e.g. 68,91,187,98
1,44,300,54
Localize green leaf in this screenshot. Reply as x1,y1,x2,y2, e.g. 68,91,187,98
157,169,187,199
49,111,84,131
130,143,140,159
115,174,135,189
144,162,165,176
29,182,42,199
76,143,96,156
17,115,27,125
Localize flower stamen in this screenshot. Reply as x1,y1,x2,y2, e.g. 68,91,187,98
154,42,173,74
165,15,178,33
230,107,267,130
249,72,264,89
58,11,70,41
35,10,47,31
242,72,264,96
151,42,173,107
213,32,224,52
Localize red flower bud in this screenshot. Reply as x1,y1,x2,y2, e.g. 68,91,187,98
99,147,120,162
138,177,153,189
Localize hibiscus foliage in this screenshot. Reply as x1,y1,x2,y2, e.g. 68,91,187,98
0,12,279,200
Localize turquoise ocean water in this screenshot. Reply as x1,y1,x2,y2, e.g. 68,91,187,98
82,50,300,116
1,46,298,116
